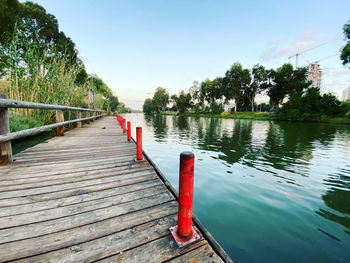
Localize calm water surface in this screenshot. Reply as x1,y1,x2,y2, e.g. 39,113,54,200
124,113,350,263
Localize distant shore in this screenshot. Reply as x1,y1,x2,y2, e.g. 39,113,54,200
161,111,350,125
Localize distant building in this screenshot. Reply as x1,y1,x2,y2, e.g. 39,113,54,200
341,87,350,101
307,63,322,88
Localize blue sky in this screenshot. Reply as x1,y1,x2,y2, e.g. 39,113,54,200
31,0,350,109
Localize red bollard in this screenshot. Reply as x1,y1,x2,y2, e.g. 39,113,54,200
136,127,142,160
127,121,131,141
123,119,126,133
170,151,200,247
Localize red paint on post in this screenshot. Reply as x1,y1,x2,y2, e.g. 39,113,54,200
136,127,142,160
178,152,195,237
169,151,200,247
123,119,126,133
127,121,131,141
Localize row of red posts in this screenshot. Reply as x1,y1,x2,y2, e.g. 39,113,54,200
115,114,200,247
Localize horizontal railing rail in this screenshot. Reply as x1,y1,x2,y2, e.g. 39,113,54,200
0,98,105,112
0,94,106,164
0,115,102,143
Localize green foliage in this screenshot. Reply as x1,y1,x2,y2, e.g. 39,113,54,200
152,87,169,112
9,110,45,132
209,101,224,114
0,0,19,44
117,102,133,113
171,91,192,113
276,87,342,121
143,98,154,113
223,63,250,107
267,64,311,110
220,111,230,118
340,21,350,67
346,111,350,119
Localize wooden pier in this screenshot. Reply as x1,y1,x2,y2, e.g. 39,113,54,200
0,116,232,262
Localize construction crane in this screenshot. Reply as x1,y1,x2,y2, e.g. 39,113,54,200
304,54,338,66
288,38,338,68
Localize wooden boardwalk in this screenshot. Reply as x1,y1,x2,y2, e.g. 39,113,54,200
0,116,229,262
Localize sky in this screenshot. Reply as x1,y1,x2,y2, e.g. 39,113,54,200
30,0,350,110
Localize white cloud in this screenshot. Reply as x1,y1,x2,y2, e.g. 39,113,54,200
260,30,318,62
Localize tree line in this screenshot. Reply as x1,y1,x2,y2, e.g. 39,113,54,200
0,0,127,128
143,20,350,121
143,62,348,120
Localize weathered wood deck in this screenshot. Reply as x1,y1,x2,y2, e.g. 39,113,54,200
0,116,230,262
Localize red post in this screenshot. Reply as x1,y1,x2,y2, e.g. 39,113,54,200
127,121,131,141
136,127,142,160
169,151,200,247
123,119,126,133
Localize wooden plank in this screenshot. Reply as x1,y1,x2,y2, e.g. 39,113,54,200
167,244,224,263
0,180,162,217
0,202,178,262
0,184,168,228
0,157,139,177
0,169,157,199
97,235,208,263
0,162,151,186
13,214,178,263
0,166,153,191
0,174,159,207
0,192,174,244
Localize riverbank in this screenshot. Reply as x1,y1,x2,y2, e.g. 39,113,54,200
162,111,350,124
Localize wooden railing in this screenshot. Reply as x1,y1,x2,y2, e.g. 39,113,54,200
0,94,106,164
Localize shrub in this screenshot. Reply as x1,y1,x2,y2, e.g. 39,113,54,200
346,111,350,119
209,101,224,114
220,111,230,118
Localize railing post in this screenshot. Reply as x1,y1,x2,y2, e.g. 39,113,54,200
86,111,90,124
136,127,142,160
68,111,73,129
76,111,82,128
123,119,126,133
0,94,13,164
91,111,94,122
170,151,200,247
127,121,131,141
55,110,64,136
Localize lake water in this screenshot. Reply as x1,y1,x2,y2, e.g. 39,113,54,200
123,113,350,263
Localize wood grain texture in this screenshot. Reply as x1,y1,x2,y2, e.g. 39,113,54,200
0,116,231,263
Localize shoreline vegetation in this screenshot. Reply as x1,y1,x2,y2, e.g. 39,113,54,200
161,111,350,125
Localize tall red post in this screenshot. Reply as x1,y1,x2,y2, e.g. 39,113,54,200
127,121,131,141
123,119,126,133
170,151,200,247
136,127,142,160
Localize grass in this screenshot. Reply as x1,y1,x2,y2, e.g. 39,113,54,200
163,111,274,120
9,111,46,133
162,111,350,124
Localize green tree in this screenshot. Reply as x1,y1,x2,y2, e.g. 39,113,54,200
276,87,342,120
244,64,269,112
143,98,154,113
267,64,311,110
340,21,350,67
172,91,192,113
189,80,200,102
152,87,169,112
0,0,19,44
224,63,251,110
